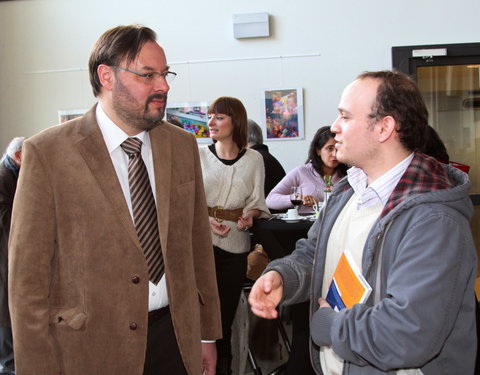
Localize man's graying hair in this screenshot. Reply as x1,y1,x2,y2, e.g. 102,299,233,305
5,137,25,157
247,119,264,145
88,24,157,97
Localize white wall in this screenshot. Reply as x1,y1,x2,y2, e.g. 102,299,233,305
1,0,479,172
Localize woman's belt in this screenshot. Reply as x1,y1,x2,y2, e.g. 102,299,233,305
208,206,243,223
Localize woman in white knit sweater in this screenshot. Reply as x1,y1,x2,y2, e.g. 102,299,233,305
199,97,269,375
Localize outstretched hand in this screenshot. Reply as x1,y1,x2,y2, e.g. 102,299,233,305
248,271,284,319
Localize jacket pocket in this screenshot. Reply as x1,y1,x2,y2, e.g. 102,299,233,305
197,288,205,305
49,307,87,330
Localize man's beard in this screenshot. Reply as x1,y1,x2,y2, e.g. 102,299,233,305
112,80,167,132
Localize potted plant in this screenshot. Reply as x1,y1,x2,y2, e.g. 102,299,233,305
323,175,333,203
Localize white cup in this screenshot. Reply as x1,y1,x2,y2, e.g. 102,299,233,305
287,208,299,219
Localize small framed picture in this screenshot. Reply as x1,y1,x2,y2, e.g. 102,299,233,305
165,102,211,143
262,88,304,140
58,109,88,123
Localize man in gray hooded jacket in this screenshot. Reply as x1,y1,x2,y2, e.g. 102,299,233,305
249,70,477,375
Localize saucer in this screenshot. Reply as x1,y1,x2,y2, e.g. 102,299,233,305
282,217,302,223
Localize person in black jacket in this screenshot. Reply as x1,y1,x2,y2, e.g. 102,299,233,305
0,137,24,375
247,119,286,196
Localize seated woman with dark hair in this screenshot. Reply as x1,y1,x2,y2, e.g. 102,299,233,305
266,126,348,213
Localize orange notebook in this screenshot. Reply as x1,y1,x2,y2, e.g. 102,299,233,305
326,250,372,311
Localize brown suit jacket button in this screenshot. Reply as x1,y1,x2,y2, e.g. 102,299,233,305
131,276,140,284
130,322,138,330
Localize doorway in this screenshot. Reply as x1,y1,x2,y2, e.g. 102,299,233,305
393,43,480,260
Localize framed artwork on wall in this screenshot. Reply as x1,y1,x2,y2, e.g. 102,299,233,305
165,102,211,143
58,109,88,123
262,87,304,140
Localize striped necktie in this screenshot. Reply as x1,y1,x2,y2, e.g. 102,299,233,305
121,137,164,285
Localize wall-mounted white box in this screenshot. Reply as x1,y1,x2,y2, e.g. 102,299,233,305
233,12,270,39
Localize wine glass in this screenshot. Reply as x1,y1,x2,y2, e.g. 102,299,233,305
290,186,303,214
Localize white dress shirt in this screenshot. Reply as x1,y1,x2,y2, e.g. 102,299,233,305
347,153,415,210
96,103,168,311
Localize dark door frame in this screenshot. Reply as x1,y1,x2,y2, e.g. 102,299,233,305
392,42,480,76
392,42,480,205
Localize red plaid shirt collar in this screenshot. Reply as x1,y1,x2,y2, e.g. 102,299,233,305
380,152,453,218
347,154,414,210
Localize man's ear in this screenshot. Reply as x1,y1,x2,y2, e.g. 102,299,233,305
97,64,115,91
377,115,396,143
13,150,22,166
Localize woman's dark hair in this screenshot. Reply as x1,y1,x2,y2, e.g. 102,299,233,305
208,97,248,150
88,24,157,97
306,126,347,177
422,126,450,163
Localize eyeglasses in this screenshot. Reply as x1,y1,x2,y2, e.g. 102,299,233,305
114,66,177,85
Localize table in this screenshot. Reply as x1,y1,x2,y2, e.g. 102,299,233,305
254,216,314,231
252,215,314,260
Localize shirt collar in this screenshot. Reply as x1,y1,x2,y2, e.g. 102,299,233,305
96,103,150,153
347,153,414,209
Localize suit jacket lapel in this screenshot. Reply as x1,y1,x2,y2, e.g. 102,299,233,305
74,106,142,250
150,124,171,248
